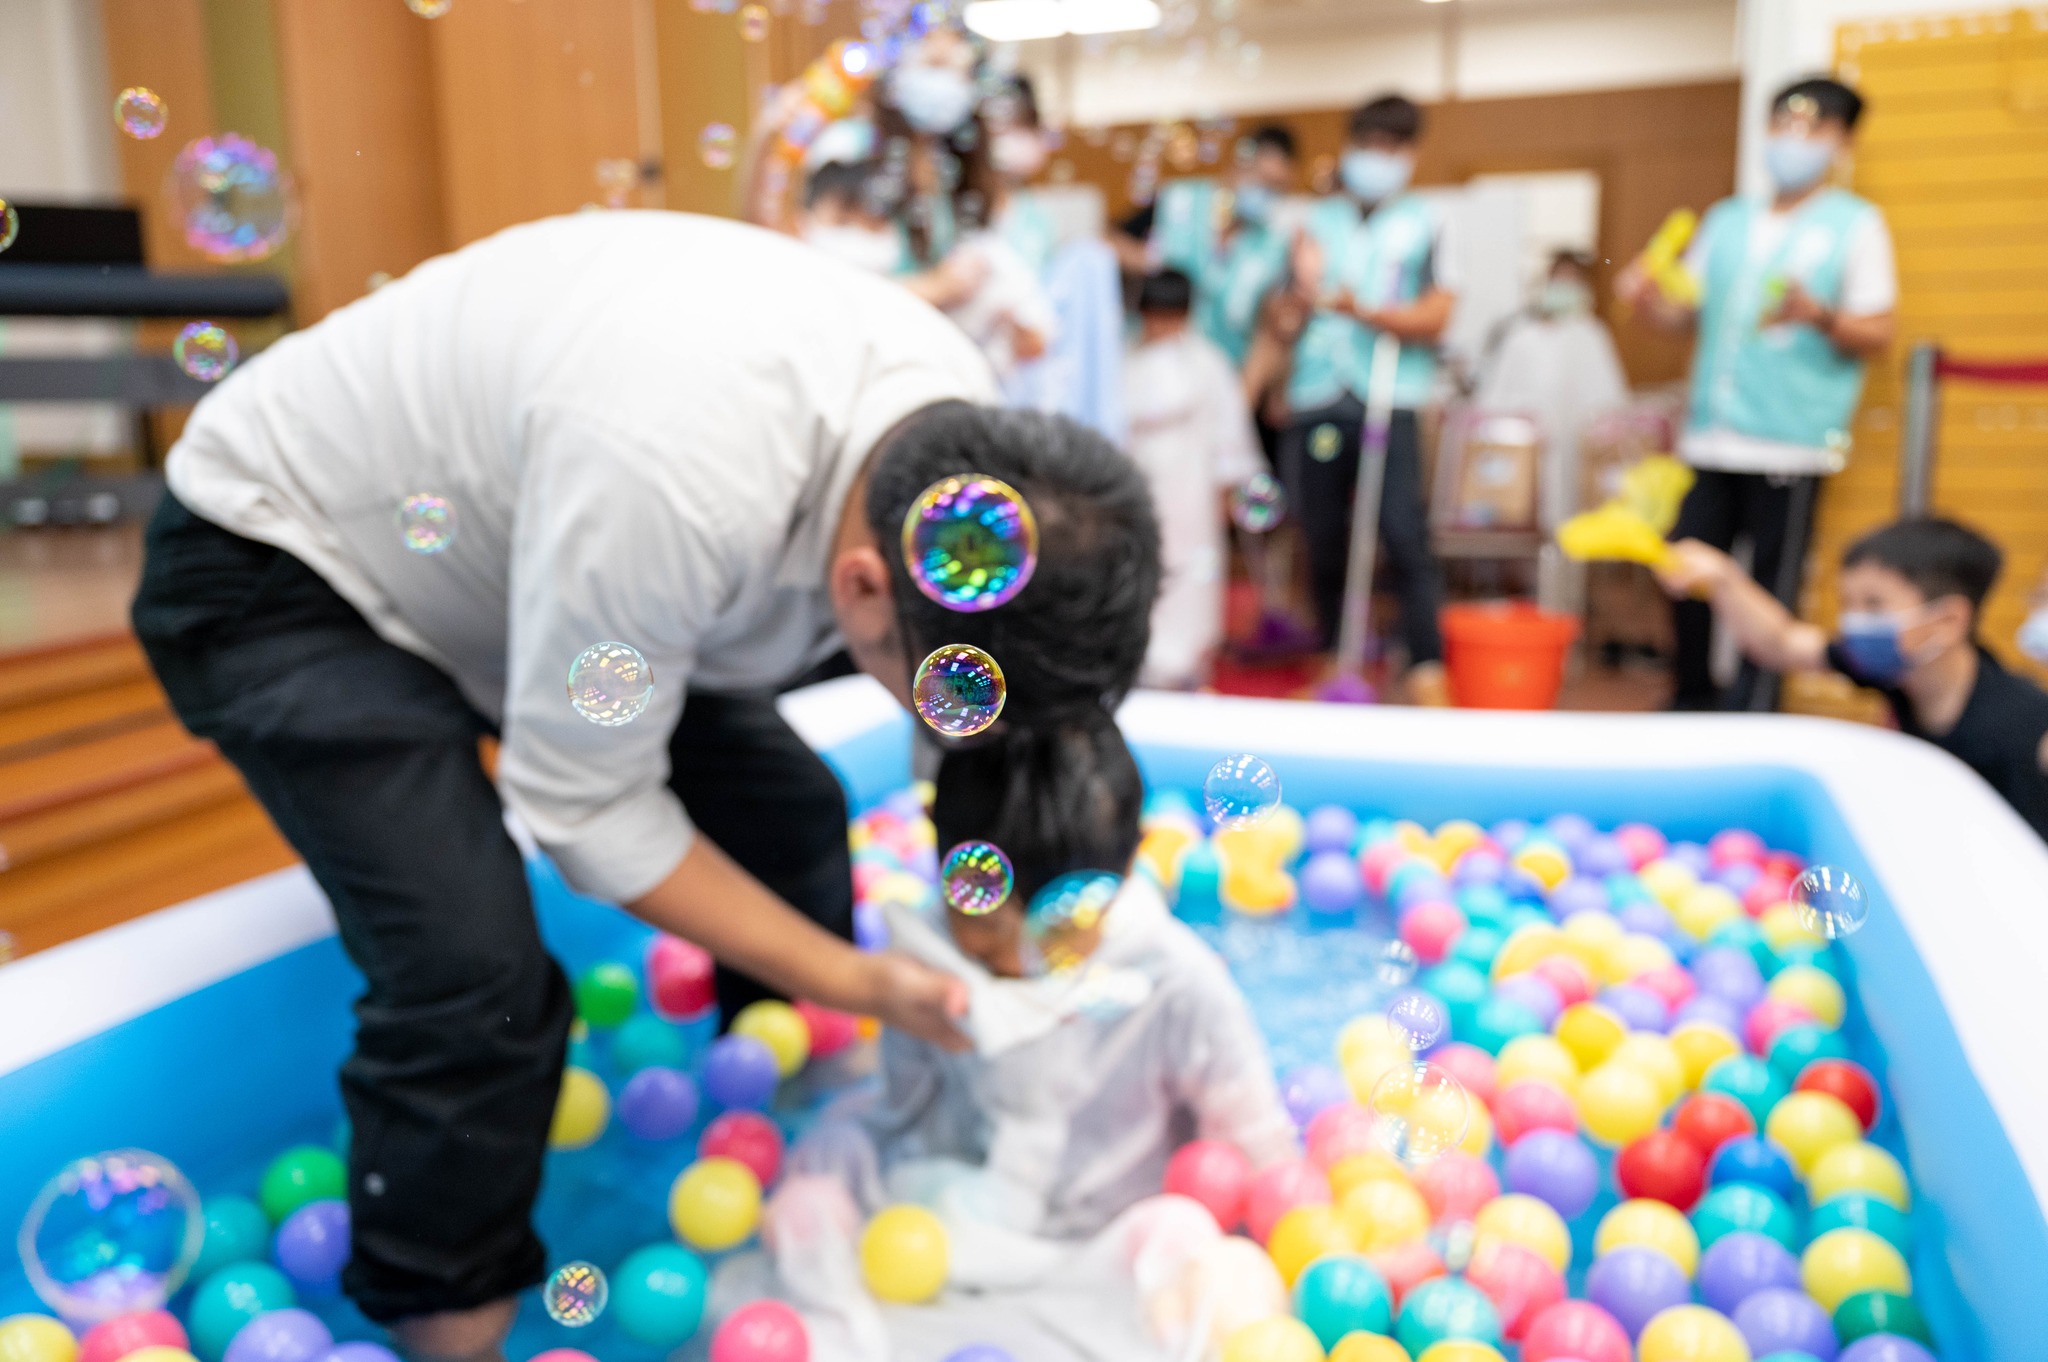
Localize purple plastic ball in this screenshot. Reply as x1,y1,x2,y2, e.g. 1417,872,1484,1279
1839,1338,1937,1362
941,1348,1017,1362
1302,850,1365,915
1544,813,1598,855
1453,850,1507,889
1501,1128,1600,1219
1616,898,1677,940
1393,870,1452,909
702,1033,779,1110
1692,946,1766,1010
1280,1063,1349,1128
1584,1246,1690,1339
1577,835,1632,878
273,1199,350,1289
618,1064,701,1140
1499,867,1548,903
1669,841,1713,875
319,1347,402,1362
1494,973,1565,1028
1304,805,1359,854
1711,861,1763,895
1600,984,1670,1033
853,902,889,952
1490,819,1533,851
1733,1287,1840,1360
1548,877,1609,921
1697,1231,1802,1314
1675,994,1746,1035
223,1310,333,1362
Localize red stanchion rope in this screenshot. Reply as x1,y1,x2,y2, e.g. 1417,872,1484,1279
1933,354,2048,385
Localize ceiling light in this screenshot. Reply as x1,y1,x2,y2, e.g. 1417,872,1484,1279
1063,0,1164,35
963,0,1162,40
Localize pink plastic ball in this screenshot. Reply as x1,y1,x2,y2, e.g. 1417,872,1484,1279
1612,824,1667,870
1369,1237,1448,1308
851,863,889,898
1532,956,1596,1009
80,1313,188,1362
1522,1299,1632,1362
1743,997,1816,1055
699,1110,784,1187
647,935,716,1019
708,1302,809,1362
1306,1103,1377,1170
793,1001,860,1058
1467,1241,1567,1341
1244,1157,1330,1245
1414,1153,1500,1224
1707,830,1767,869
530,1353,602,1362
1634,964,1697,1013
1163,1139,1253,1231
1399,900,1469,965
1359,842,1410,896
1742,876,1793,917
1762,851,1805,882
1493,1080,1578,1145
1430,1043,1499,1111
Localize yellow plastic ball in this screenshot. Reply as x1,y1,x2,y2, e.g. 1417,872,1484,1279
0,1316,76,1362
1670,1020,1742,1090
1433,820,1488,868
1759,903,1825,953
1459,1097,1495,1157
120,1351,197,1362
1224,864,1299,916
1416,1345,1507,1362
1138,824,1198,886
1639,858,1697,909
1338,1015,1405,1065
1636,1304,1751,1362
1765,1091,1863,1174
869,869,935,909
1606,933,1677,984
1270,1204,1357,1285
1224,1317,1327,1362
1766,965,1847,1030
669,1156,762,1250
859,1203,950,1303
1609,1033,1686,1108
1801,1227,1910,1313
1329,1152,1413,1201
1473,1193,1571,1273
1578,1062,1666,1147
1338,1177,1431,1254
1329,1335,1411,1362
1554,1002,1627,1070
1491,924,1567,981
549,1066,611,1150
1673,884,1743,942
1343,1043,1415,1107
1391,821,1432,854
1512,842,1572,891
1595,1198,1700,1277
731,999,812,1077
1497,1034,1581,1094
1808,1141,1911,1210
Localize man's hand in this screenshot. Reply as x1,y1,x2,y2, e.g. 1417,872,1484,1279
862,951,971,1052
1614,258,1660,311
1655,538,1733,601
1290,230,1325,296
1762,280,1833,332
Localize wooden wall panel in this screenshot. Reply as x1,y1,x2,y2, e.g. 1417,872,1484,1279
98,0,218,271
653,0,757,218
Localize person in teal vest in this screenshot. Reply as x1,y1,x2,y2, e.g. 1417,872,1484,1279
1277,94,1454,703
1618,76,1897,711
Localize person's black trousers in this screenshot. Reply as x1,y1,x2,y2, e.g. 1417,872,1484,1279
1668,467,1821,711
131,494,851,1322
1279,398,1444,664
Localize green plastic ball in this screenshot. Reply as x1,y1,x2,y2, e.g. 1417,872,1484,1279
1503,906,1553,938
1767,1023,1854,1084
612,1013,688,1075
1692,1181,1799,1252
192,1194,272,1283
189,1262,298,1361
1700,1053,1789,1126
575,962,641,1027
1466,994,1546,1056
1450,925,1506,973
1809,1192,1912,1258
1422,960,1491,1040
1776,943,1844,981
1293,1253,1393,1348
612,1242,709,1346
1394,1275,1502,1357
260,1146,347,1224
1833,1290,1931,1347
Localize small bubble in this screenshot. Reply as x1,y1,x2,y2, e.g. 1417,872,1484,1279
1368,1062,1470,1165
699,122,738,170
1203,753,1279,828
542,1261,608,1326
1793,864,1868,939
738,2,770,39
114,87,168,140
1374,939,1420,987
173,322,236,382
1386,990,1446,1051
912,644,1005,737
166,134,294,263
568,643,655,726
942,840,1013,916
0,199,17,254
1229,473,1287,533
595,157,638,208
395,493,457,554
1026,871,1120,974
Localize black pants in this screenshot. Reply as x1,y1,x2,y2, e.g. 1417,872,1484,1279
130,495,851,1322
1280,399,1444,663
1669,467,1820,711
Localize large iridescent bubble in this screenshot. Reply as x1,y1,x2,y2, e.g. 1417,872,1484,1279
165,134,295,263
900,475,1038,612
19,1150,204,1325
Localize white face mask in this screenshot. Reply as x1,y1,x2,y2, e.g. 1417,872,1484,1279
989,128,1047,181
802,223,900,275
2019,608,2048,664
890,64,977,135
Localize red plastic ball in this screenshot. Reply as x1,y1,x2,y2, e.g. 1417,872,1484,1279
1670,1091,1756,1156
1531,956,1595,1009
1414,1152,1501,1224
79,1312,188,1362
1493,1080,1578,1145
1430,1042,1499,1111
1796,1058,1881,1131
1762,850,1805,882
1400,899,1469,965
1369,1237,1448,1308
709,1301,809,1362
1615,1128,1708,1210
793,1000,860,1059
1744,997,1816,1055
1306,1103,1376,1170
1522,1299,1632,1362
1245,1157,1330,1245
1467,1241,1567,1340
647,935,716,1019
699,1110,784,1187
1742,874,1794,917
1163,1139,1253,1231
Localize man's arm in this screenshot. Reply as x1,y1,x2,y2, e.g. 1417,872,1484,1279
1655,539,1831,674
1334,287,1455,344
1762,286,1894,358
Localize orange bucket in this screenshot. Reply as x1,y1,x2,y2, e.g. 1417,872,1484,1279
1441,601,1580,709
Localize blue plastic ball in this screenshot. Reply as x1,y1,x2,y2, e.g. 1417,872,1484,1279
702,1033,780,1110
1710,1136,1799,1199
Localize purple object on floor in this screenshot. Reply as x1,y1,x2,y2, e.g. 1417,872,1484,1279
1584,1246,1691,1339
1548,876,1608,920
1732,1287,1841,1360
1281,1063,1350,1128
1675,994,1745,1035
942,1348,1018,1362
320,1347,402,1362
619,1065,701,1140
1697,1231,1802,1315
1302,850,1365,914
1452,849,1507,888
1577,835,1631,877
702,1034,779,1111
224,1310,333,1362
1838,1338,1936,1362
1543,812,1597,855
273,1199,350,1290
1601,984,1671,1033
1617,898,1678,941
1692,946,1766,1010
1501,1128,1601,1220
1711,861,1764,895
1316,670,1378,704
1490,819,1532,851
854,901,889,952
1495,973,1565,1028
1669,841,1712,875
1305,804,1360,854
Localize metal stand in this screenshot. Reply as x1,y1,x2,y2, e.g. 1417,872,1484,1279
1318,334,1399,703
1899,341,1941,516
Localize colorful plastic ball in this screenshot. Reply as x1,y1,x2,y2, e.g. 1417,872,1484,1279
1165,1139,1253,1230
1697,1231,1802,1315
272,1199,349,1289
1596,1199,1700,1278
1414,1345,1505,1362
609,1243,707,1347
1493,975,1566,1029
1305,850,1367,914
1464,1242,1564,1340
1521,1300,1632,1362
79,1313,186,1362
527,1353,598,1362
1808,1195,1911,1258
618,1066,700,1141
1692,1182,1799,1254
1450,927,1507,975
1396,1277,1503,1357
940,1350,1016,1362
1709,1138,1798,1200
1502,1130,1600,1220
1461,995,1542,1055
1808,1144,1910,1211
1610,1033,1687,1107
1743,999,1815,1058
259,1148,345,1225
1306,804,1360,853
1701,1056,1788,1128
1285,1065,1354,1129
220,1310,329,1362
1673,1093,1757,1157
194,1197,272,1283
1730,1288,1835,1361
1618,1130,1708,1210
549,1066,611,1150
1339,1179,1432,1255
1222,1318,1324,1362
1473,1194,1571,1274
1832,1290,1931,1348
1795,1062,1880,1133
729,1001,811,1077
702,1034,781,1111
611,1013,688,1075
648,936,716,1018
1330,1153,1412,1201
1837,1339,1935,1362
1801,1228,1909,1314
792,1001,859,1059
1271,1205,1356,1285
707,1300,808,1362
699,1111,784,1187
1414,1154,1499,1225
1494,1081,1577,1146
0,1317,79,1362
1309,1103,1380,1170
1692,948,1766,1010
1599,984,1669,1034
1294,1254,1394,1346
668,1157,762,1251
860,1204,949,1304
1495,1036,1579,1096
1430,1044,1499,1110
318,1347,398,1362
1637,1304,1751,1362
1765,1092,1862,1175
1421,963,1492,1038
1585,1246,1691,1340
573,962,640,1027
1532,956,1595,1007
1247,1159,1332,1245
1577,1063,1665,1148
1554,1002,1627,1070
1401,902,1470,966
188,1265,297,1362
1765,1026,1853,1089
1766,966,1845,1029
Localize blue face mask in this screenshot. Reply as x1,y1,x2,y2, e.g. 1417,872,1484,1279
2019,608,2048,664
1763,134,1834,193
1836,610,1910,684
1339,148,1411,204
890,65,977,135
1233,183,1275,224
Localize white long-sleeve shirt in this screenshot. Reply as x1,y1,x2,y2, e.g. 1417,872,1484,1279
167,213,996,904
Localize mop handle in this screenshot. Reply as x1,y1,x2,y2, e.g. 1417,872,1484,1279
1333,332,1400,674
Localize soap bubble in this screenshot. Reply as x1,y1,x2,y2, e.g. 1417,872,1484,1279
542,1261,608,1326
595,158,638,209
1229,473,1286,533
1203,753,1279,828
912,644,1005,737
406,0,452,16
901,475,1039,612
1793,864,1868,939
166,134,295,263
699,123,738,169
2,198,20,253
569,642,655,726
1374,939,1419,987
395,493,457,554
1386,990,1446,1051
172,322,237,382
114,88,167,140
1026,871,1120,974
739,2,770,39
1367,1062,1470,1165
19,1150,204,1325
941,840,1013,916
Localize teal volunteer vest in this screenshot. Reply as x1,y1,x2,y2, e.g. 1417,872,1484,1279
1153,178,1288,367
1288,192,1442,413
